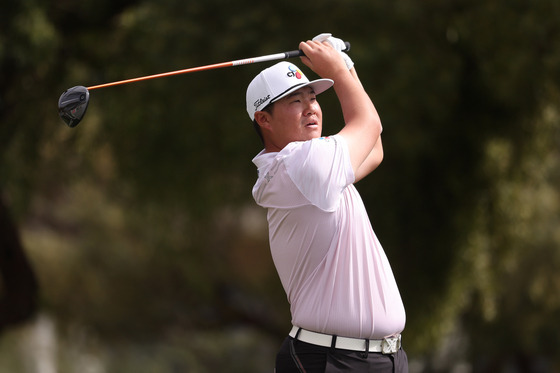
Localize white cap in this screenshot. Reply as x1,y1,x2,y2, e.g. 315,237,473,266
246,61,334,120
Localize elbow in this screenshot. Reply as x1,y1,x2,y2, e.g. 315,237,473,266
372,134,384,168
374,116,383,138
373,147,383,170
365,113,382,143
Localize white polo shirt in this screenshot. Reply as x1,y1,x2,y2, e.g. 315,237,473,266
252,135,405,339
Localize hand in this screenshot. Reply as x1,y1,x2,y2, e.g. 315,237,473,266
298,40,348,81
312,33,354,70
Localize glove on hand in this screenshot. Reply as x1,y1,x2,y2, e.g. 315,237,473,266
312,33,354,70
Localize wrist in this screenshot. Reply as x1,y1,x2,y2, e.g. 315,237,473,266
330,66,356,86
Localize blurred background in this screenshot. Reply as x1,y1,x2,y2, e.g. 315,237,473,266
1,0,559,372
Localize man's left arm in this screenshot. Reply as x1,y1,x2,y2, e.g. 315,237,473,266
347,67,383,183
309,34,384,183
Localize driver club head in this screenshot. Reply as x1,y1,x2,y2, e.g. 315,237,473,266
58,86,90,127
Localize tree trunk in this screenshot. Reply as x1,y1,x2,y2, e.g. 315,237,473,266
0,195,39,332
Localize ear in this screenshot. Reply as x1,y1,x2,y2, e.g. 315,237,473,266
254,111,272,130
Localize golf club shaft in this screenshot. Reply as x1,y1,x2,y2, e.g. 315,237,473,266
87,43,350,90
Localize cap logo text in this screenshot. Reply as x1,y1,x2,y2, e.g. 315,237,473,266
254,94,271,109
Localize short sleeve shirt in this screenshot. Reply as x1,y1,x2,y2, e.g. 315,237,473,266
252,135,405,339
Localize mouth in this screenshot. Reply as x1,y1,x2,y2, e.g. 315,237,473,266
304,120,319,128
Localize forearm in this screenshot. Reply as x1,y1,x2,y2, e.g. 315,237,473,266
349,67,364,90
335,69,379,137
333,69,381,169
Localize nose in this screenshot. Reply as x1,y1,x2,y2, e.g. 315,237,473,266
304,99,317,116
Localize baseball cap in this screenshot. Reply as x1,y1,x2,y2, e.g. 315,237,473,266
246,61,334,120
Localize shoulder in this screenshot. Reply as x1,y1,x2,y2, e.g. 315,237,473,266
281,135,346,160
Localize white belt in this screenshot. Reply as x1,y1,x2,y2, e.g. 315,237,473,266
289,326,402,354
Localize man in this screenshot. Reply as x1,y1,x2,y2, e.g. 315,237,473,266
246,34,407,373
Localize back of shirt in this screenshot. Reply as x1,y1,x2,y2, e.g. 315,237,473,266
252,135,405,339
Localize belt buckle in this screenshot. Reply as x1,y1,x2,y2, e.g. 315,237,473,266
381,335,400,354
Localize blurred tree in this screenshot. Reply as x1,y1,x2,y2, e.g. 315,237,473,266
1,0,559,371
0,0,138,331
0,0,50,332
0,196,38,332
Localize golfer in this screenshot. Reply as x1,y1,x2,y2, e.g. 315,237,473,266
246,34,407,373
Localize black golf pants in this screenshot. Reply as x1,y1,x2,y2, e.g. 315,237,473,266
275,337,409,373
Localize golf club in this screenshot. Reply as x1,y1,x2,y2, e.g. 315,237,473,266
58,42,351,128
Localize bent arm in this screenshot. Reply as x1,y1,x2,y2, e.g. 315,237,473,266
333,67,382,178
346,67,383,182
299,41,382,178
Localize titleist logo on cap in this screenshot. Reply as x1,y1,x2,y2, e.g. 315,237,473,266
254,94,271,109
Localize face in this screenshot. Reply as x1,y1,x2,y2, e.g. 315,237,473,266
255,86,323,152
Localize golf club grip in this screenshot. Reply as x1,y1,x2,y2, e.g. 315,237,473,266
285,41,352,59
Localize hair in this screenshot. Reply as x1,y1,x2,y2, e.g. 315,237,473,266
252,103,274,144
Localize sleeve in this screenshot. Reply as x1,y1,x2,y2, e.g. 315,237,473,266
282,135,355,211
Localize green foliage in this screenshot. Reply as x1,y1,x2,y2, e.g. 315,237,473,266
1,0,560,371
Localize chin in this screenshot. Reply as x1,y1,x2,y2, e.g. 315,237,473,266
310,129,323,139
